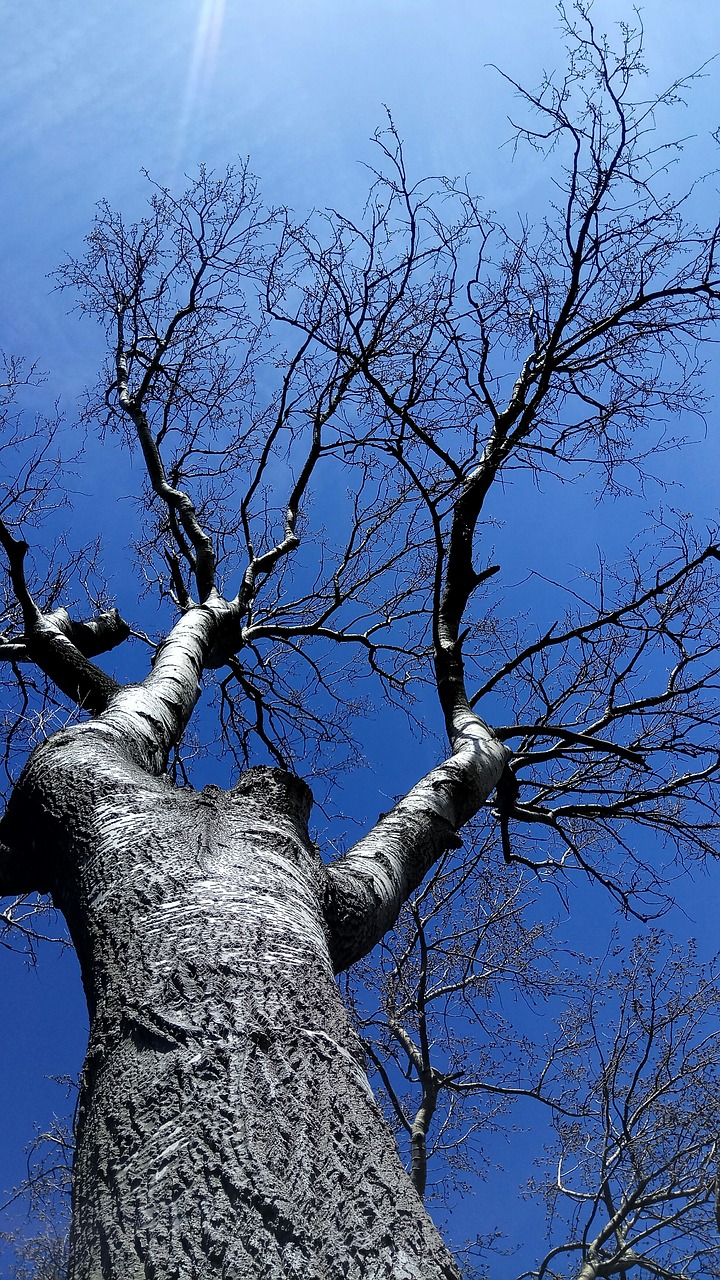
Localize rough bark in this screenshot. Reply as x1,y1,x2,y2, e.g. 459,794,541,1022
2,721,466,1279
326,709,509,970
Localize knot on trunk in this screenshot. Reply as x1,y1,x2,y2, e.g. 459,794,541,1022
230,765,314,828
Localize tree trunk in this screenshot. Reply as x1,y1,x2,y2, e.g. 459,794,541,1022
5,722,461,1280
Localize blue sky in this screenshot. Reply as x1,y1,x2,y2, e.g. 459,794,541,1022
2,1,720,1271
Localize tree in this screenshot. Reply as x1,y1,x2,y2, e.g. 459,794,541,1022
2,6,720,1276
354,916,720,1280
521,935,720,1280
1,1107,73,1280
347,840,561,1207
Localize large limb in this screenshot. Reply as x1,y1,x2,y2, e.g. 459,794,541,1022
100,393,338,773
323,353,510,971
325,713,508,972
0,516,127,714
0,428,236,776
0,517,134,897
99,593,239,773
0,606,132,665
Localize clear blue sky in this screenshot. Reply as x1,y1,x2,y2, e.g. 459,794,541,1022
2,1,720,1271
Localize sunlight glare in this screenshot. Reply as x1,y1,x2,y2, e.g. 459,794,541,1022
173,0,227,174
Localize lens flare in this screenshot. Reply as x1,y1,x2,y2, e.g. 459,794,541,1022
173,0,227,172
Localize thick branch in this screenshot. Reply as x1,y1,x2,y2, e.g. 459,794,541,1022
0,519,122,714
324,710,508,971
116,334,217,601
100,594,240,772
497,724,646,767
0,606,131,663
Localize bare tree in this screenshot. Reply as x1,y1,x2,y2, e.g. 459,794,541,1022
1,1107,73,1280
519,934,720,1280
347,840,564,1204
1,6,720,1276
352,870,720,1277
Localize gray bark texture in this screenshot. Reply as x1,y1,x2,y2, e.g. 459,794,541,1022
2,712,485,1279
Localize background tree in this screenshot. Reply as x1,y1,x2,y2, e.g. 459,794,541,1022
520,934,720,1280
355,909,720,1278
1,1106,73,1280
2,6,720,1277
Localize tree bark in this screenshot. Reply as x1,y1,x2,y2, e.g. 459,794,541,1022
3,721,463,1280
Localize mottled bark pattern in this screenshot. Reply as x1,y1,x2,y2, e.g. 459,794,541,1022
6,723,460,1280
